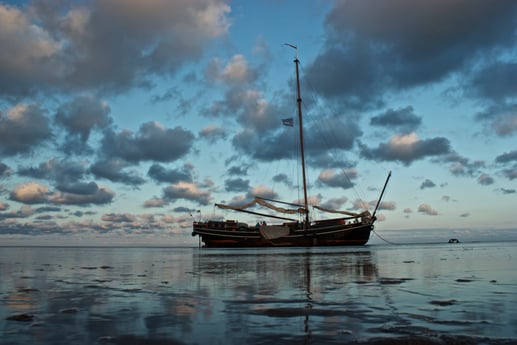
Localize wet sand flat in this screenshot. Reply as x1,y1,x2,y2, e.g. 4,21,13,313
1,243,516,344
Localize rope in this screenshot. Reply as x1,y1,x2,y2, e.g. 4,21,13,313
372,229,400,245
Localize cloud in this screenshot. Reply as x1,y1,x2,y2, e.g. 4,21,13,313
0,201,9,211
370,106,422,133
0,0,231,96
198,125,228,143
317,169,357,189
163,182,211,205
417,203,438,216
10,182,50,204
0,104,51,156
148,163,193,184
224,178,250,193
469,62,517,103
143,197,168,208
502,167,517,180
500,188,516,195
477,173,494,186
205,54,258,84
55,96,112,153
318,197,348,211
373,201,396,211
495,150,517,163
360,133,451,165
90,158,146,186
305,1,517,110
439,153,485,177
49,185,115,205
246,185,278,200
475,103,517,137
101,213,137,223
420,179,436,190
0,162,12,178
100,122,194,163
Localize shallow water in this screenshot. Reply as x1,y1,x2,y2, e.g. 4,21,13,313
1,242,516,344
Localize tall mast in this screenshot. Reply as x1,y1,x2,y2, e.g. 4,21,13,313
286,44,310,226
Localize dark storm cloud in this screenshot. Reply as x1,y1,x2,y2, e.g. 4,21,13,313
0,0,231,96
100,122,195,163
90,158,146,186
0,104,51,156
224,178,250,192
305,0,517,109
359,134,452,165
370,106,422,133
148,164,193,184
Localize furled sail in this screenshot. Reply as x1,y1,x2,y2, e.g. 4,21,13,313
216,197,306,215
312,205,361,217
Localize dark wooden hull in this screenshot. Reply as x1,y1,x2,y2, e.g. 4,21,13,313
192,220,374,248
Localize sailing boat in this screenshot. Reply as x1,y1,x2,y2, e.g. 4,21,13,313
192,46,391,248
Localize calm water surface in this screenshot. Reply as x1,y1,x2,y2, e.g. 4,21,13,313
1,242,516,344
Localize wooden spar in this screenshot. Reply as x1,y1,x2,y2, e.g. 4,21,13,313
220,207,297,222
257,196,305,208
372,171,392,218
293,51,310,227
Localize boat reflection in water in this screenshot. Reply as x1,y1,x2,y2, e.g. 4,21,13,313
192,248,380,343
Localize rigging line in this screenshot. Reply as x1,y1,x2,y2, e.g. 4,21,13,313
372,229,400,245
297,64,368,206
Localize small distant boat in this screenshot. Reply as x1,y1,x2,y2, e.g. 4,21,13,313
448,238,460,244
192,46,391,248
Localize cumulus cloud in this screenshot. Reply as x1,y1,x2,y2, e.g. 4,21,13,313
90,158,146,186
317,169,357,189
49,185,115,205
318,197,348,211
163,182,211,205
148,163,193,184
495,150,517,163
101,122,194,163
360,133,451,165
0,0,231,96
305,0,517,109
224,178,250,193
477,173,494,186
55,96,112,153
370,106,422,133
420,179,436,190
417,203,438,216
0,104,51,156
205,54,258,84
10,182,50,204
198,125,228,143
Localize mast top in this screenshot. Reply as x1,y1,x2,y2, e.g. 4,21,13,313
284,43,298,60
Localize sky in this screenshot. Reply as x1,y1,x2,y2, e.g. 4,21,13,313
0,0,516,246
